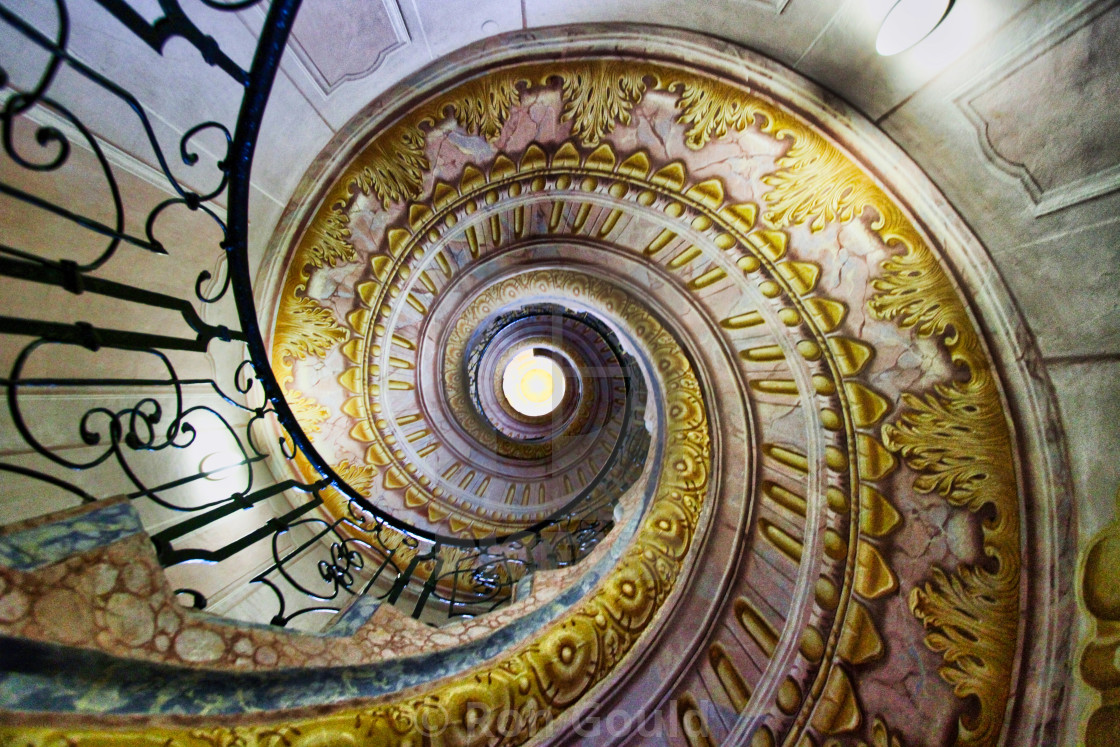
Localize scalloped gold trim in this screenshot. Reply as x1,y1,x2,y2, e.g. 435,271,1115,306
749,83,1020,747
3,272,710,746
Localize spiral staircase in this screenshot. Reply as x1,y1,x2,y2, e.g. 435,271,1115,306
0,1,1116,745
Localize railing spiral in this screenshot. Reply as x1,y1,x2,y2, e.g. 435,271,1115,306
0,0,646,628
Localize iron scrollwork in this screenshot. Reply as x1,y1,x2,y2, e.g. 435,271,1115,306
0,0,638,633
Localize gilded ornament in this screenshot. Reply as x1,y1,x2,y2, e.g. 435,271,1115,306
285,391,330,434
293,133,904,746
825,715,907,747
761,133,879,232
718,65,1021,744
669,76,768,150
870,221,1017,747
302,199,355,270
870,240,1017,747
909,563,1017,747
440,74,527,142
278,271,711,747
869,240,980,359
884,374,1014,510
350,123,430,207
1080,486,1120,746
666,75,889,232
272,295,348,383
551,63,648,146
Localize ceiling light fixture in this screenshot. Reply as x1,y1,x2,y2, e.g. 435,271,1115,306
875,0,954,56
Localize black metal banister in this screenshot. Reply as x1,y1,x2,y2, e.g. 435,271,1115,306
0,0,644,627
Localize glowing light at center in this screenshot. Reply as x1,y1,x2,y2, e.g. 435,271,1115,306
503,351,565,417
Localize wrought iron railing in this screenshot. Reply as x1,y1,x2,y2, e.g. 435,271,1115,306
0,0,647,629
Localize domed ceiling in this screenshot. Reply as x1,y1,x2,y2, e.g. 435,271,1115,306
249,27,1060,747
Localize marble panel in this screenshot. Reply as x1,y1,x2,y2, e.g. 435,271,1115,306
1048,359,1120,541
236,0,431,133
958,0,1120,215
1048,358,1120,746
248,185,286,274
878,1,1120,264
288,0,409,95
987,217,1120,359
253,72,335,212
46,0,248,197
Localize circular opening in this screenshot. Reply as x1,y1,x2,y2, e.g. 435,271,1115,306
502,350,566,417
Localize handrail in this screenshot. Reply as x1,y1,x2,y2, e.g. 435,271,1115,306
0,0,646,625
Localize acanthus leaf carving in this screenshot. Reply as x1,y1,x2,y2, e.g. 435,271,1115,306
286,390,330,433
909,564,1018,747
670,76,767,150
273,295,347,375
868,238,975,358
761,134,878,232
869,231,1019,747
553,63,648,147
441,74,527,142
733,67,1022,746
352,124,430,207
303,199,356,270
